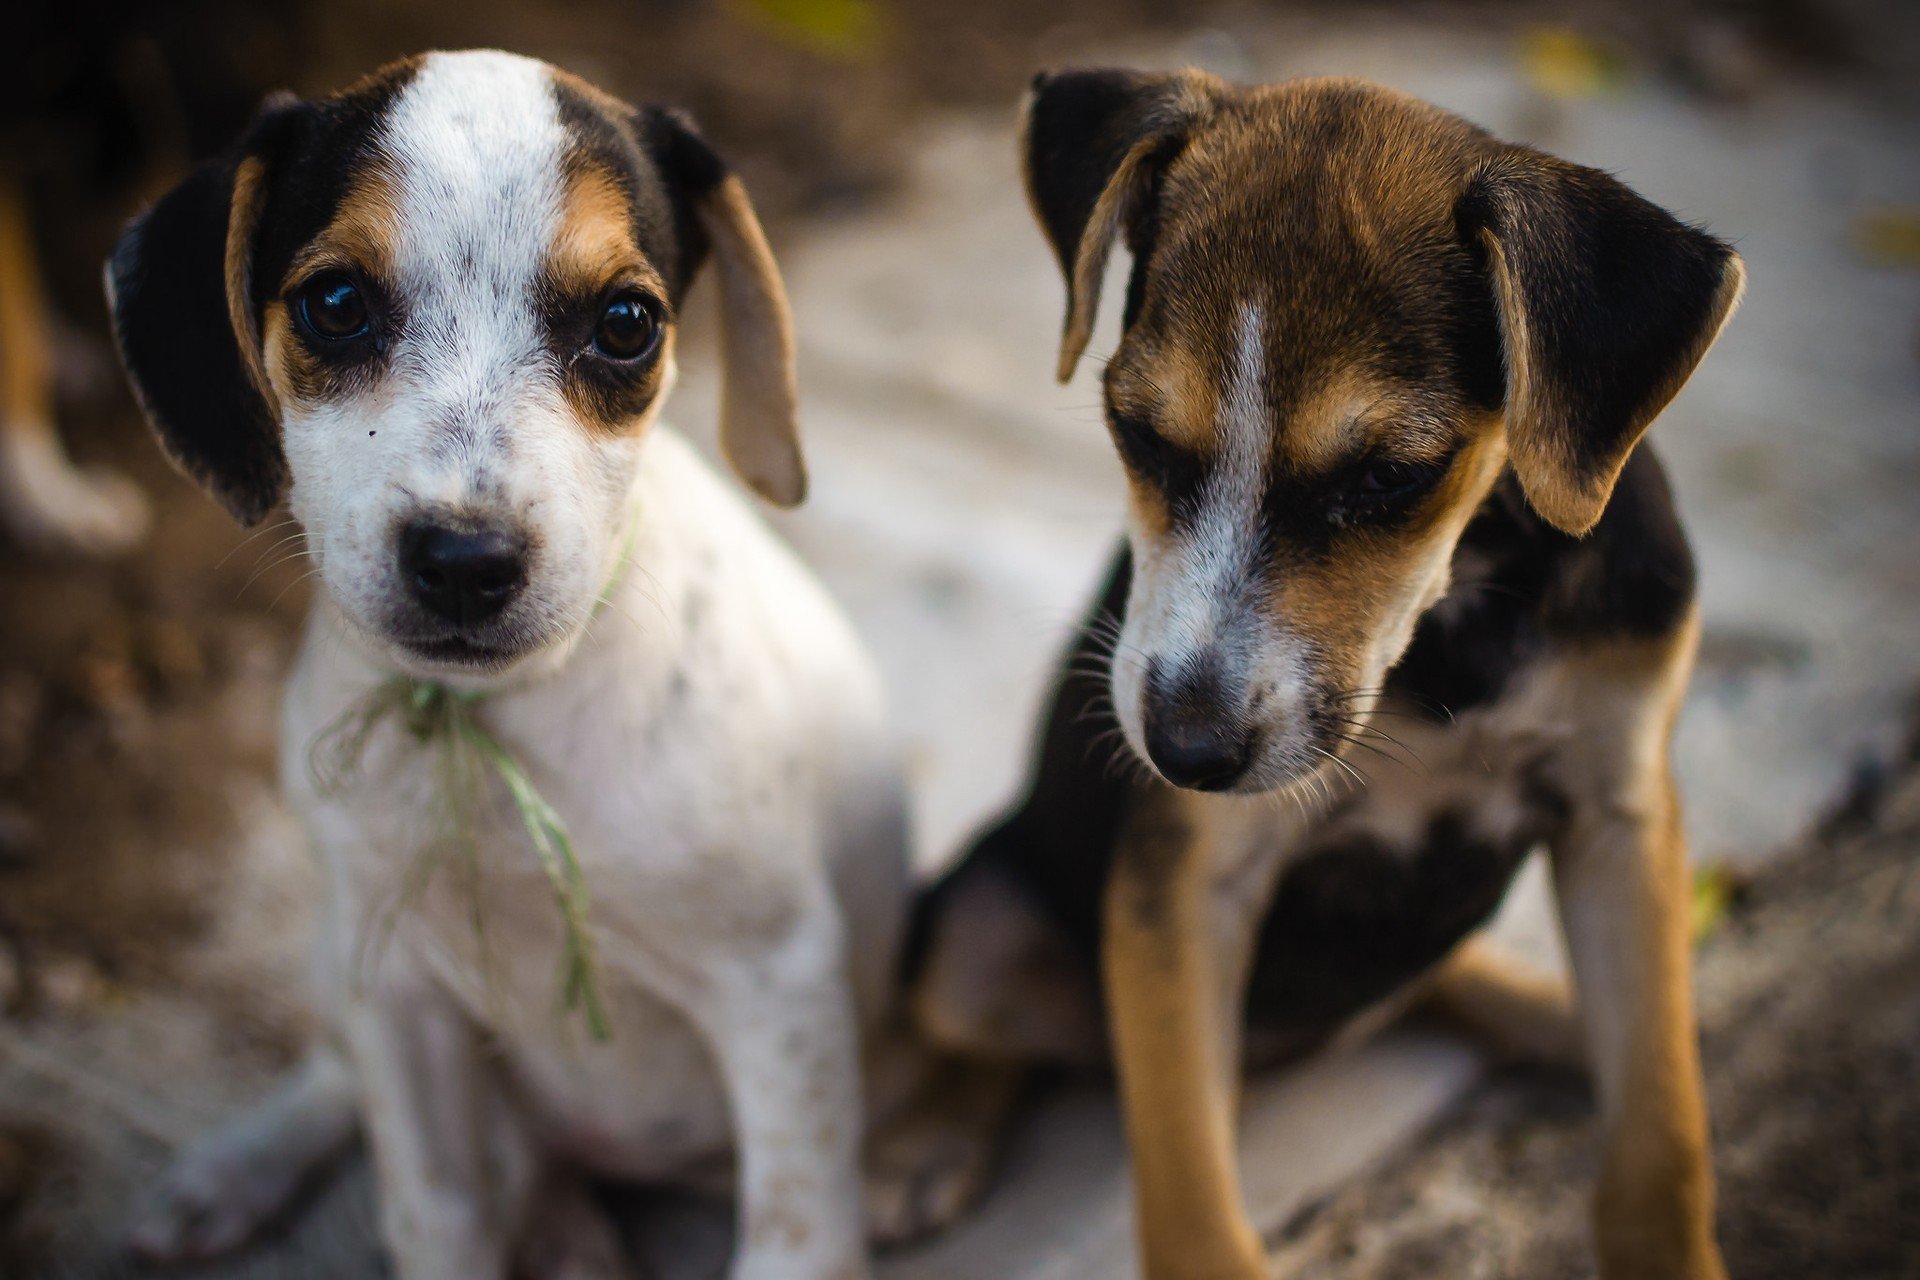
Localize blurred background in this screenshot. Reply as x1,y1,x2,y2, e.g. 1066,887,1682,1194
1,1,1916,1277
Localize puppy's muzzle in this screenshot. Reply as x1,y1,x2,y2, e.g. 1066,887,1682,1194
400,521,529,629
1142,654,1255,792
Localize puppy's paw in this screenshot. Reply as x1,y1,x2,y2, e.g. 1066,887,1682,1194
863,1107,998,1247
0,426,149,556
128,1143,300,1263
514,1178,642,1280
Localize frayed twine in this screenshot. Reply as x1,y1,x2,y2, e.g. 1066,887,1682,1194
310,675,611,1041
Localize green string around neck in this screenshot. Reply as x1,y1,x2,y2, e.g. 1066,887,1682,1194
309,513,641,1043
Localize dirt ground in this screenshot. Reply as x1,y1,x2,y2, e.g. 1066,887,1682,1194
2,1,1917,1277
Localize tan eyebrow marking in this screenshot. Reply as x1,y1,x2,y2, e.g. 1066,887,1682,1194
547,160,664,304
282,164,401,290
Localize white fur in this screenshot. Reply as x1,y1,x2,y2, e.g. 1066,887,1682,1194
138,51,905,1280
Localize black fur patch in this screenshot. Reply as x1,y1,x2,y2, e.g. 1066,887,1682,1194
634,105,728,303
1241,805,1544,1038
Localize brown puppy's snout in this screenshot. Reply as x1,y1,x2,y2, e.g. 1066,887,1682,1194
400,521,529,629
1142,653,1255,791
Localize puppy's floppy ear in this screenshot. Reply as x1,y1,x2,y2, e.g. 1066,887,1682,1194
1021,67,1218,382
1463,150,1744,536
106,94,307,526
641,107,805,508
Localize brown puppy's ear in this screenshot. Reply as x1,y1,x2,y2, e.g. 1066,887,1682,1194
1021,68,1219,382
1463,150,1744,535
642,107,805,508
106,94,305,526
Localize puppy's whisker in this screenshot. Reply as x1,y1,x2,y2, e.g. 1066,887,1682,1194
239,547,317,599
216,516,299,570
264,567,324,614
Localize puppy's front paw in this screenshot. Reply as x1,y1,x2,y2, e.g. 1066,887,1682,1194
863,1106,998,1247
514,1177,643,1280
128,1143,298,1263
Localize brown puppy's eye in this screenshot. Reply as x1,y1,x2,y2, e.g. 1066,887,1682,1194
1357,457,1439,499
294,272,371,341
594,294,661,361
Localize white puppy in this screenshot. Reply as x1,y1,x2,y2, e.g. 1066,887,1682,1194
109,50,907,1280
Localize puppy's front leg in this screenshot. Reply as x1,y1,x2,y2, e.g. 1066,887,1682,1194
1103,785,1267,1280
1550,642,1725,1280
701,908,869,1280
342,955,534,1280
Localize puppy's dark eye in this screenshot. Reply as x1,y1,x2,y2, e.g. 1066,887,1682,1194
1357,457,1440,499
594,294,661,361
295,272,371,341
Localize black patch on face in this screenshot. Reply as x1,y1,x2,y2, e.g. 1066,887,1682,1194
1107,409,1207,518
634,104,731,304
537,279,670,429
281,268,403,403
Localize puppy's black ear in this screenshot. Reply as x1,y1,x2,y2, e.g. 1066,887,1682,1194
1463,151,1744,535
1021,67,1219,381
640,107,805,508
107,95,306,526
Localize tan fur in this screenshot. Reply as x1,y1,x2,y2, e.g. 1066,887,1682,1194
701,174,806,507
546,158,673,434
1416,935,1585,1069
1102,786,1268,1280
1547,613,1723,1279
910,865,1105,1066
0,184,54,432
225,156,278,412
264,169,401,406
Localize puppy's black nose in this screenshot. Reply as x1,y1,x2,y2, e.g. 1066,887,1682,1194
1145,719,1252,791
400,523,527,627
1143,653,1253,791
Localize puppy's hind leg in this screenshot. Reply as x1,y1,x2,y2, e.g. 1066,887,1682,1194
1415,934,1587,1072
862,854,1102,1245
129,1046,358,1263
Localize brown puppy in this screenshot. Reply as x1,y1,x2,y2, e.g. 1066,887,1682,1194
899,69,1740,1279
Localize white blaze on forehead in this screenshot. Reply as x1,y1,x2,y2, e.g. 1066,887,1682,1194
377,51,569,451
1147,302,1270,662
1210,300,1269,549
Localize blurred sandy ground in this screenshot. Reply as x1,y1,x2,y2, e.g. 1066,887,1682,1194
1,1,1916,1276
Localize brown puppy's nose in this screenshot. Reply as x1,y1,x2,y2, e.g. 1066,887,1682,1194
1145,719,1251,791
1143,655,1253,791
401,523,527,628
